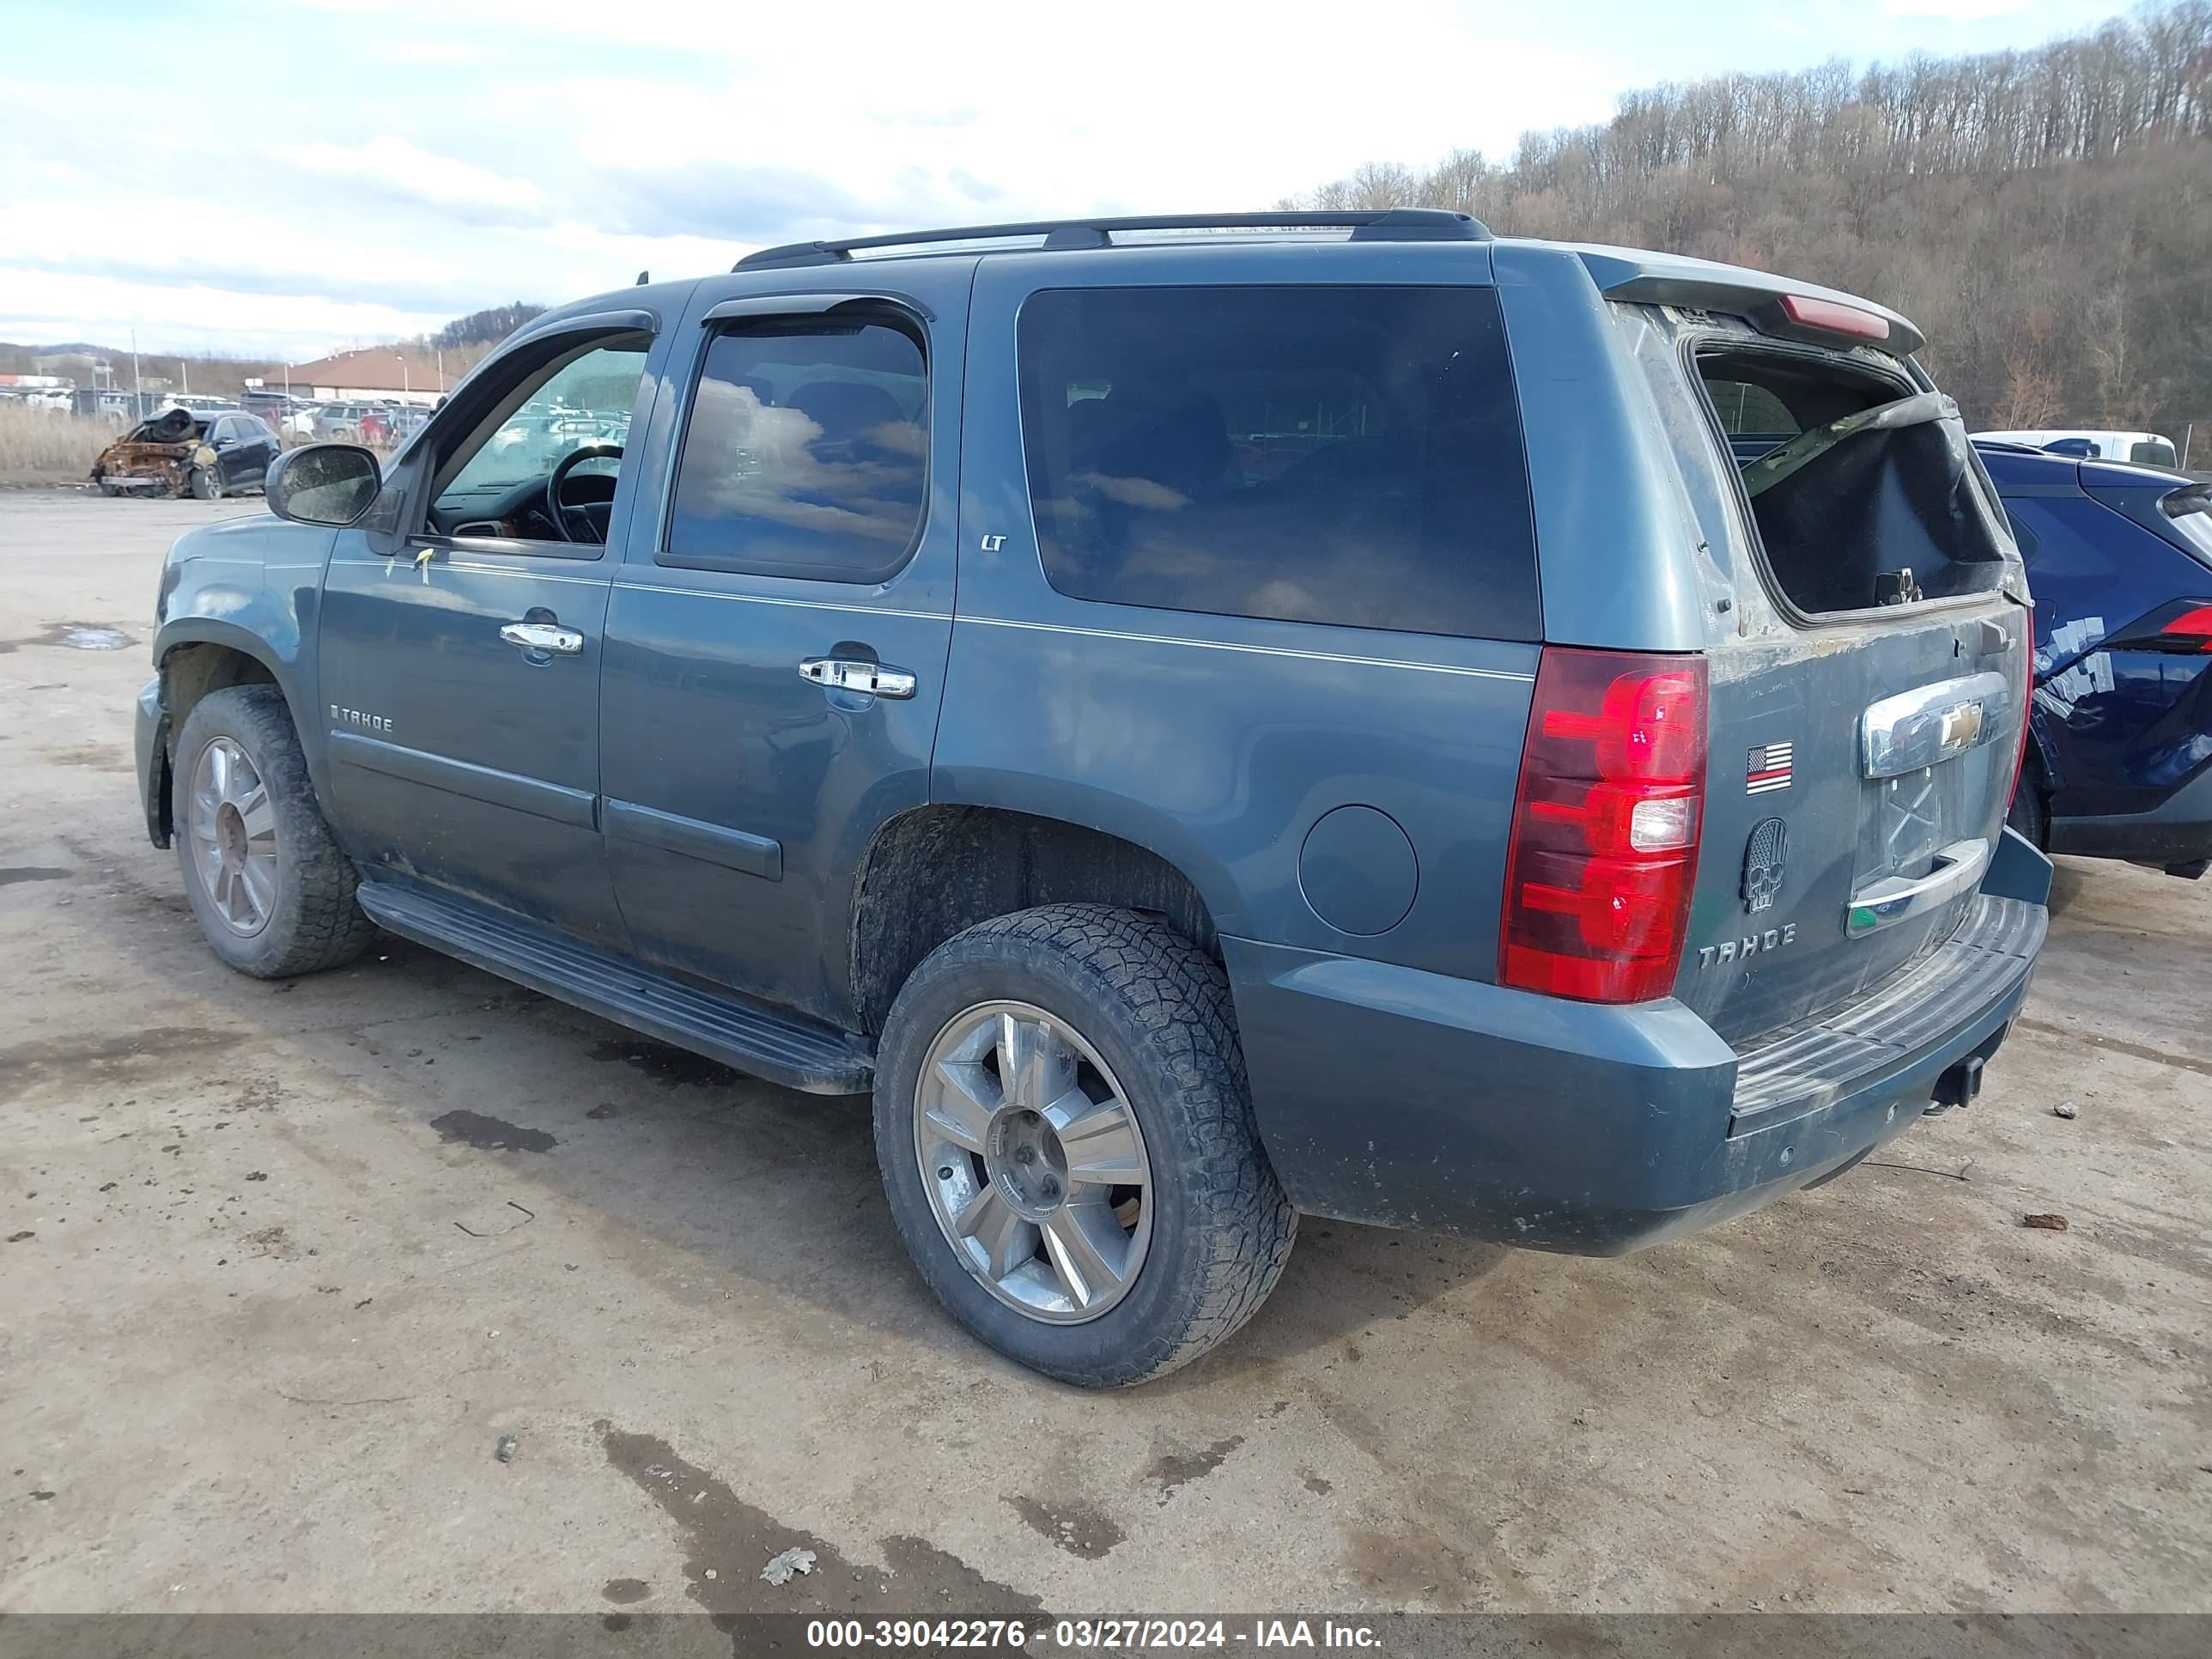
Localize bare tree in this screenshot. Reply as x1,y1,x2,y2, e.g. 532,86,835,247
1281,2,2212,435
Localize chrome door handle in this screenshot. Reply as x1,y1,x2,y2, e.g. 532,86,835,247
1845,837,1990,936
499,621,584,656
799,657,916,699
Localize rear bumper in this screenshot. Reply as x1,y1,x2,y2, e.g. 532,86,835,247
2051,759,2212,866
136,677,172,848
1226,835,2051,1254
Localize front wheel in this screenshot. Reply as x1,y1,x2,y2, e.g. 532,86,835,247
873,904,1296,1387
173,684,376,977
189,467,222,501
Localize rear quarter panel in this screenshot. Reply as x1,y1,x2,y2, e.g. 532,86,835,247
937,242,1539,978
2002,483,2212,811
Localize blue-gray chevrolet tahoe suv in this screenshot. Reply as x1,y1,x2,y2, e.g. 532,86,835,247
137,210,2053,1385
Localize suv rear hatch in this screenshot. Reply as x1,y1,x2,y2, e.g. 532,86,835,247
1606,275,2031,1048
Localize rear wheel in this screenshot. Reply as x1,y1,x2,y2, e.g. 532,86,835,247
873,904,1296,1387
173,685,375,977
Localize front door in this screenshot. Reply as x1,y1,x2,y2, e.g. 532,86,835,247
597,266,972,1025
213,418,263,491
316,325,666,947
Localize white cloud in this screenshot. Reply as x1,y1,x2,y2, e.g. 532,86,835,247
1879,0,2029,16
3,0,2107,357
276,137,545,215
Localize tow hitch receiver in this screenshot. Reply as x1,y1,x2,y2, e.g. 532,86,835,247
1928,1054,1986,1115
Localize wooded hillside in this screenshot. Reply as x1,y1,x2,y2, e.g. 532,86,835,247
1285,1,2212,441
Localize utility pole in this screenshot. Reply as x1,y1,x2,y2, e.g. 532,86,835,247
131,330,142,417
436,349,444,393
398,355,409,398
180,359,189,395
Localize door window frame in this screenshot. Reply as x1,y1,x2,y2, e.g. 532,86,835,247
405,323,661,565
653,297,933,586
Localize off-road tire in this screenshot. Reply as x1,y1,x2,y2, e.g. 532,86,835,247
173,684,375,977
873,903,1297,1387
189,467,222,501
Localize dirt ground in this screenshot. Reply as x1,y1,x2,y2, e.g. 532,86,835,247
2,490,2208,1618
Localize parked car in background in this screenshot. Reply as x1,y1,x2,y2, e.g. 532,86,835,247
1977,440,2212,878
137,213,2050,1384
1977,428,2183,469
313,404,374,441
159,395,247,422
93,407,280,500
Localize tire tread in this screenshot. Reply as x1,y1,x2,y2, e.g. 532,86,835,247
175,684,375,978
878,902,1296,1386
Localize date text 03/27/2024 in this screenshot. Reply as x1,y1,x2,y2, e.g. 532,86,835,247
803,1619,1382,1650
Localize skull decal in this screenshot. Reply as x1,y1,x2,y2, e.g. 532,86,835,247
1742,817,1788,914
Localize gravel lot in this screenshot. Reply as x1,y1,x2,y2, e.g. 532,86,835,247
3,490,2208,1617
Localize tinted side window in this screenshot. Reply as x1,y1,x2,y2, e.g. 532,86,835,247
663,319,927,583
1707,380,1799,437
1015,285,1539,640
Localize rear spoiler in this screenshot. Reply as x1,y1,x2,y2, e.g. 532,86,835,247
2161,482,2212,520
1577,248,1925,357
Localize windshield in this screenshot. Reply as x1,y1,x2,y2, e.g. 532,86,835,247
438,340,645,499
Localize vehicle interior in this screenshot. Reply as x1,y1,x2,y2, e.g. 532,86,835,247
1698,342,2013,615
427,332,649,544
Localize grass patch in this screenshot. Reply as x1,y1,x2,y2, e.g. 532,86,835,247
0,406,125,487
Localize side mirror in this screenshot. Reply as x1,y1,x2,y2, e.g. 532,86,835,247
267,443,381,526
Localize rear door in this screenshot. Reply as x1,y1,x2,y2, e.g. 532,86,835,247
1618,308,2031,1044
594,264,972,1026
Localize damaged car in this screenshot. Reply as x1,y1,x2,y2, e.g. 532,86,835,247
137,214,2051,1385
93,407,280,501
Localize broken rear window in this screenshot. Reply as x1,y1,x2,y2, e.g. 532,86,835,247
1697,345,2011,617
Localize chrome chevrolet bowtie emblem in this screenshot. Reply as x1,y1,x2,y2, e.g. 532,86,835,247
1939,701,1984,749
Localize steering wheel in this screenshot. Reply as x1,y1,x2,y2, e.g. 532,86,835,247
545,444,623,543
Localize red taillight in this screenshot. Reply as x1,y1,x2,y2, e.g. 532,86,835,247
2160,605,2212,652
1778,293,1891,343
1500,647,1706,1004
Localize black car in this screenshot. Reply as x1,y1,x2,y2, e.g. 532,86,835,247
195,411,281,498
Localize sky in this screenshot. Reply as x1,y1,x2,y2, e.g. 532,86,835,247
0,0,2126,363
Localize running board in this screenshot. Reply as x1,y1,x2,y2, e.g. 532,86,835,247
356,880,875,1095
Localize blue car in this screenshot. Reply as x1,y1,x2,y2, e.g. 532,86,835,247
1977,441,2212,878
133,213,2053,1383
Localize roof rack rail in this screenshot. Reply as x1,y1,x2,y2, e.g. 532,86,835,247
733,208,1491,271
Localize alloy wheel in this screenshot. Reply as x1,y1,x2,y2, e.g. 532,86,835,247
186,736,278,935
913,1000,1154,1323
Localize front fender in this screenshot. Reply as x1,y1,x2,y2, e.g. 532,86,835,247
155,516,333,783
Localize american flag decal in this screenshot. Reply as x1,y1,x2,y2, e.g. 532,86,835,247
1747,741,1794,794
